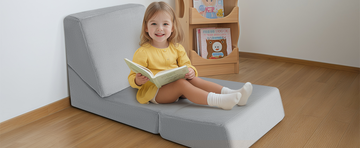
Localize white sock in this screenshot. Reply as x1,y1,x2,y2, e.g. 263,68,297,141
221,82,253,106
207,92,241,110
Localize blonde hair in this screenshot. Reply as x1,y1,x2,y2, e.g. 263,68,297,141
140,1,184,46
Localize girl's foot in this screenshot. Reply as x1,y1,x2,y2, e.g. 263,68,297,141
221,82,253,105
207,92,241,110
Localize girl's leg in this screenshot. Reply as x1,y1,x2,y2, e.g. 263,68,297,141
186,77,223,93
188,77,253,106
155,79,241,110
155,79,208,104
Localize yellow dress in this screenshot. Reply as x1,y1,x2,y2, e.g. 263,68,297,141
128,43,198,104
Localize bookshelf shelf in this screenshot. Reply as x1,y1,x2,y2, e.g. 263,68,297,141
190,7,239,24
176,0,239,76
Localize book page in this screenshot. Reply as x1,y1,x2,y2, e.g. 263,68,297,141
155,65,189,87
124,58,154,80
125,58,189,88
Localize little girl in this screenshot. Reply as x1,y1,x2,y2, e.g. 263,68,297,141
128,1,253,110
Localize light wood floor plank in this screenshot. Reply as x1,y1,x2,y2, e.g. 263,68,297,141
269,115,323,148
301,71,357,118
0,97,70,135
252,66,328,148
303,120,349,148
0,108,115,148
76,122,185,148
301,71,358,148
252,62,294,86
277,66,319,98
337,112,359,148
302,79,358,147
237,60,284,83
336,75,360,148
261,64,305,88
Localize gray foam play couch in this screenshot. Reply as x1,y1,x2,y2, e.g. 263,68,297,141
64,4,285,148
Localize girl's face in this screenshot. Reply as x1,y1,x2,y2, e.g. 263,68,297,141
146,11,173,48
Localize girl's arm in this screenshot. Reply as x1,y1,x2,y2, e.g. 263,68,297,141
128,71,142,89
176,44,198,77
128,48,149,89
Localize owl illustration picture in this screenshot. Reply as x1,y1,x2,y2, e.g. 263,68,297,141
206,39,227,59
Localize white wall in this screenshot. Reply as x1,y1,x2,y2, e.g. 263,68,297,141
238,0,359,68
0,0,174,123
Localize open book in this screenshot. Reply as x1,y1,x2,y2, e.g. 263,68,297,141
124,58,189,88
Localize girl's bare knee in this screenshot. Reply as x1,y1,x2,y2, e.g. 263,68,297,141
187,77,202,84
173,78,189,86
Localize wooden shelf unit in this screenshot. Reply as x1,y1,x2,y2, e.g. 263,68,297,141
176,0,240,76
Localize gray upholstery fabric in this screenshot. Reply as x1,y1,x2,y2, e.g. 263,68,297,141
64,4,285,148
159,78,285,148
69,64,285,147
68,67,159,133
64,4,144,97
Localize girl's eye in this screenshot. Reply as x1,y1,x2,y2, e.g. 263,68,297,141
164,23,169,26
151,23,156,25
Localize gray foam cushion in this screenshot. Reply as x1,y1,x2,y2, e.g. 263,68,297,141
159,78,285,148
69,65,284,147
64,4,145,97
65,4,285,148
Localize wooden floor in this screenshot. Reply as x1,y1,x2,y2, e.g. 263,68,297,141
1,57,359,148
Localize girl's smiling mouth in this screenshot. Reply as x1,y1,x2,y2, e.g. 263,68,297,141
155,33,165,37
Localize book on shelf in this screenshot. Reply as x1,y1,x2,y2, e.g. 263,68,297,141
193,0,224,19
195,28,201,56
195,28,232,59
124,58,189,88
194,27,215,56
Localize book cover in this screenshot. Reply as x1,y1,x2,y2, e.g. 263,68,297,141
193,0,224,19
195,27,215,56
198,28,232,59
124,58,189,88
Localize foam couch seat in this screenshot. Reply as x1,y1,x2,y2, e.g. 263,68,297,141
64,4,285,148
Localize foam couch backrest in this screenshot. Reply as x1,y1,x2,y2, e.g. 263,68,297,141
64,4,145,97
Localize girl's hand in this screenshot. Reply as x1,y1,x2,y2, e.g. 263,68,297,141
185,67,195,80
135,73,149,86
